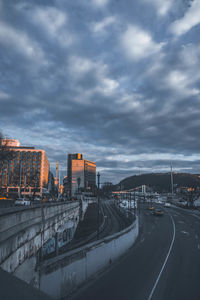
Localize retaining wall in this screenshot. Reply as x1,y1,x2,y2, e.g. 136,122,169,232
0,202,80,276
38,217,139,299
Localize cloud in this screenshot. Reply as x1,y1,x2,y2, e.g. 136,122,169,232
0,21,46,64
159,42,200,97
107,152,200,163
68,55,119,95
16,4,75,48
1,0,200,183
91,0,109,7
0,91,10,100
121,25,164,60
92,16,116,34
170,0,200,36
68,56,95,78
143,0,173,16
180,43,200,67
166,70,200,97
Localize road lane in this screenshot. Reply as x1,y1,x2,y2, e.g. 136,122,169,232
147,211,175,300
70,204,174,300
70,204,200,300
153,207,200,300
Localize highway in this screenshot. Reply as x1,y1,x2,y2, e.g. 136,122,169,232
70,203,200,300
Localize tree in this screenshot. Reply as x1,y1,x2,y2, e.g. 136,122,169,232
0,131,11,196
0,131,10,162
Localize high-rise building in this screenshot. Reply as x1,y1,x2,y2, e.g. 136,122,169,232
48,171,56,195
84,159,96,188
0,140,49,197
67,153,96,197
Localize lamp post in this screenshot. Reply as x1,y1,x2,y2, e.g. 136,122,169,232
170,161,174,198
19,159,22,198
97,172,100,240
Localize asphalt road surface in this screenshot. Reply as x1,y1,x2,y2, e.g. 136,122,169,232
70,204,200,300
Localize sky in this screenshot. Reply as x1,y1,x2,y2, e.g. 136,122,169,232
0,0,200,183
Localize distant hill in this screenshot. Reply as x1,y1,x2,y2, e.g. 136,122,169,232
117,173,200,192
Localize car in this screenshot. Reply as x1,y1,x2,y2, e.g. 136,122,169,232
153,209,164,216
164,202,171,207
34,197,41,201
0,196,7,200
15,198,31,206
177,201,187,208
147,206,154,211
157,200,163,204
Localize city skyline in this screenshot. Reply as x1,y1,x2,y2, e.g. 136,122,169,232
1,0,200,183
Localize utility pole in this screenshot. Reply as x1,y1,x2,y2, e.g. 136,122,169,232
97,172,100,240
59,165,61,195
170,162,174,197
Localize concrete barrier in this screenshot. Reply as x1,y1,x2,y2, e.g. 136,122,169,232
38,217,139,299
0,202,80,276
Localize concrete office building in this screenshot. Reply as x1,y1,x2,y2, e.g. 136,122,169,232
0,139,49,197
67,153,96,197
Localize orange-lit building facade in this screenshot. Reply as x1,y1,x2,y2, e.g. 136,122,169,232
84,159,96,188
71,159,85,196
0,142,49,197
1,139,21,147
67,153,96,196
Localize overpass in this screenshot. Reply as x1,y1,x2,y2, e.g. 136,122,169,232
0,200,87,285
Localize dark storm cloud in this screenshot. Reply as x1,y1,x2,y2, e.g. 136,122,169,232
0,0,200,183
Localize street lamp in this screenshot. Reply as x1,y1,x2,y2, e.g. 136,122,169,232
97,172,100,240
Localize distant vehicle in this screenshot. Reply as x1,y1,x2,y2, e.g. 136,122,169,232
164,202,171,207
153,209,164,216
177,201,187,208
147,206,154,211
0,196,7,200
34,197,41,201
157,200,163,204
121,201,127,207
15,198,31,206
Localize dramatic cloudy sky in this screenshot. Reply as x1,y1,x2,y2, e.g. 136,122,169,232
1,0,200,183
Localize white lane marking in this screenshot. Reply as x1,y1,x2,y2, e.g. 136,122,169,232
192,214,200,220
181,231,189,235
148,213,176,300
173,214,179,217
172,211,181,217
178,221,185,224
